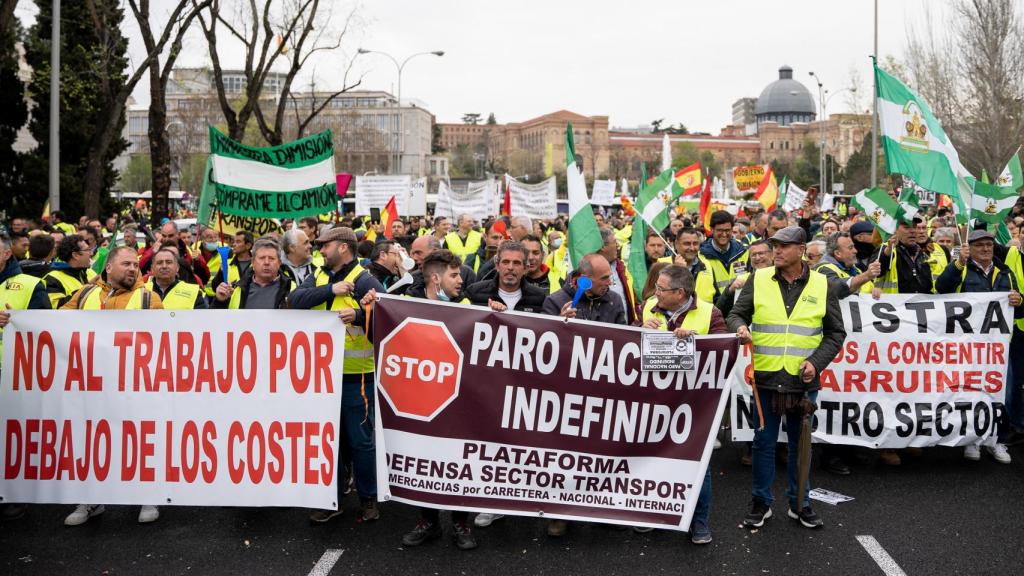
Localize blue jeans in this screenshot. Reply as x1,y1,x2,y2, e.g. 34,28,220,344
340,373,376,500
751,390,818,511
691,466,712,531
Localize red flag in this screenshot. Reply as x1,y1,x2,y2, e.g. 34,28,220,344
501,176,512,216
381,195,399,240
698,172,713,234
335,173,353,198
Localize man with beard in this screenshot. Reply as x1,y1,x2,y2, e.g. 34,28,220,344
465,240,547,313
61,247,164,526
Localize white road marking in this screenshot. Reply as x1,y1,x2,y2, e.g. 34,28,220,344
856,535,908,576
307,549,344,576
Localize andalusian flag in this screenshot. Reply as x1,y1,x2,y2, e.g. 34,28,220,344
996,147,1022,190
565,123,602,268
971,168,1018,225
637,168,677,232
875,64,973,224
674,162,702,196
381,195,399,239
754,166,779,211
777,176,789,210
897,186,920,221
853,187,902,239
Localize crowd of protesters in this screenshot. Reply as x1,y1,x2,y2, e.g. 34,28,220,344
0,190,1022,550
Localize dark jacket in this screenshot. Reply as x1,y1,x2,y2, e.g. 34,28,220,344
367,261,400,289
1,258,51,310
815,255,862,299
875,242,933,294
542,282,626,325
465,277,547,313
726,264,847,394
699,237,747,269
936,259,1024,318
211,268,292,309
288,260,385,329
397,265,477,298
18,259,51,279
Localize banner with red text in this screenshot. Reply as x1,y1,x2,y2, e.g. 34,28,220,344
1,311,344,508
730,293,1012,447
372,295,738,531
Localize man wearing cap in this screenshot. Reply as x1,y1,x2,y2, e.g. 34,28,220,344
289,227,386,525
875,217,934,295
727,226,846,530
849,220,878,271
936,228,1022,464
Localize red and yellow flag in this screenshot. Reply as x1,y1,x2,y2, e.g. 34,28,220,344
754,166,779,211
381,195,399,240
675,162,703,196
699,173,713,233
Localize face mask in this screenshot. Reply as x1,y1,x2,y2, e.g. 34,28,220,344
437,290,451,302
204,241,219,251
550,238,563,249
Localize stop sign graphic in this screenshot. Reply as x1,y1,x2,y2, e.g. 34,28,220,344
377,318,464,421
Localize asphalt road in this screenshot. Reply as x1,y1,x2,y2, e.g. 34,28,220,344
3,440,1023,576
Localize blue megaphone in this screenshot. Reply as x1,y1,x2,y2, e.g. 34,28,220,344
217,246,232,286
571,276,593,309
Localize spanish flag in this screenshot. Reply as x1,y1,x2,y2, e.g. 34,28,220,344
674,162,703,196
381,195,399,240
754,166,779,211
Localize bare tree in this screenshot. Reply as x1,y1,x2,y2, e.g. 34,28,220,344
904,0,1024,177
194,0,362,145
130,0,212,224
0,0,17,35
78,0,206,218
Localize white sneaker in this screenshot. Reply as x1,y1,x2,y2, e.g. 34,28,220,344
473,513,504,527
138,505,160,523
713,438,722,450
963,444,981,461
65,504,105,526
986,443,1012,464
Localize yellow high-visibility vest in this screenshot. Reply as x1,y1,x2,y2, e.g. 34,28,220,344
145,279,201,309
313,264,374,374
751,267,828,376
641,296,714,335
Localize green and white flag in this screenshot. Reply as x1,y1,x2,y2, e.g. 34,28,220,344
996,147,1022,190
565,123,602,268
852,187,902,239
209,126,337,218
636,168,677,232
897,186,920,222
875,65,973,224
777,176,789,210
971,167,1019,225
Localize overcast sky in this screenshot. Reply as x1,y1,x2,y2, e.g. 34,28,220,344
17,0,934,133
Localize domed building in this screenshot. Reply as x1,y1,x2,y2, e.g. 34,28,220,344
754,65,816,127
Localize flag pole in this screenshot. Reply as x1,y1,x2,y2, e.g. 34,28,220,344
870,0,879,188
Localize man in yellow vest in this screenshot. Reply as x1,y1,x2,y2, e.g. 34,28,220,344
445,214,484,272
289,227,385,525
658,227,716,303
1004,240,1024,448
145,248,207,309
874,217,934,296
640,264,725,544
61,246,163,527
44,235,97,308
50,210,77,236
212,238,294,310
699,211,748,296
916,217,950,280
728,226,846,531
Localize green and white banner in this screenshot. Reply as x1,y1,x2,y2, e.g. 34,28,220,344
209,127,337,218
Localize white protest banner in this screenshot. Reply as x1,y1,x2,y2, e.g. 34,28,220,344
731,293,1012,448
507,175,558,220
436,179,496,223
1,310,343,508
355,175,412,216
901,175,936,206
408,177,427,216
590,179,617,206
783,181,807,212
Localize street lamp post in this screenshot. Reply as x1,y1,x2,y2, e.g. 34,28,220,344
808,72,855,201
357,48,444,176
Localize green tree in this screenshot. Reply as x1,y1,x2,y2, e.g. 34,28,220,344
178,154,208,195
838,132,886,193
671,142,723,180
462,113,481,125
0,21,29,214
119,155,152,193
431,123,445,153
486,112,497,125
23,0,129,219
